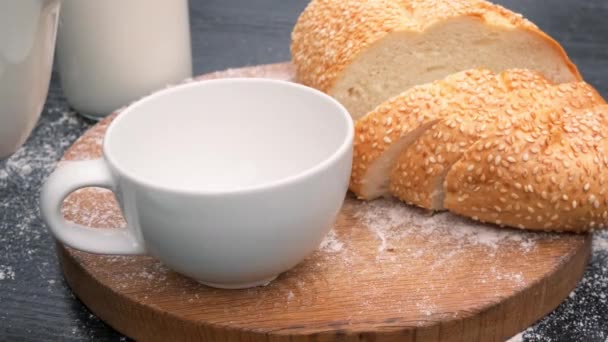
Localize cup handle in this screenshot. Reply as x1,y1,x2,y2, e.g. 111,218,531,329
40,159,145,255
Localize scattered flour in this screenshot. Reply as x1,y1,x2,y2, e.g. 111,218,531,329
0,265,15,280
351,198,547,255
415,297,439,317
593,230,608,253
319,229,343,253
507,331,525,342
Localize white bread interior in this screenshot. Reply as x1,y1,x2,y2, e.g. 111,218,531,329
330,17,580,120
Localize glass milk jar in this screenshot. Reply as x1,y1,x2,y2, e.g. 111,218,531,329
56,0,193,119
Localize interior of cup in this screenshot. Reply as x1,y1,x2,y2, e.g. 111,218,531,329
104,78,352,192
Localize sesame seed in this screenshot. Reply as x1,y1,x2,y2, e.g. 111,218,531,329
532,166,540,175
383,136,392,144
584,183,590,192
572,200,578,209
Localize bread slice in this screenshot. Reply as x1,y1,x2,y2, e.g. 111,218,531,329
291,0,582,120
390,82,605,210
350,68,550,200
444,104,608,232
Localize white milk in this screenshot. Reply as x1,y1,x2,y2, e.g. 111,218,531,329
0,0,61,159
56,0,193,119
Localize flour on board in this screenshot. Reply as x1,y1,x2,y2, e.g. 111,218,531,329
319,229,343,253
350,197,548,255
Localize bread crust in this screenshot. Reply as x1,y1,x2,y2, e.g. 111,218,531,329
350,68,548,199
445,103,608,232
390,81,604,210
291,0,582,93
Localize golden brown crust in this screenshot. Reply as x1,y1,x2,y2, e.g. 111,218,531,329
444,104,608,232
390,81,603,210
350,68,548,199
291,0,581,93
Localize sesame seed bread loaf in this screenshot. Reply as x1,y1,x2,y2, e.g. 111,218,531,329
444,104,608,232
350,68,550,200
390,82,605,211
291,0,582,120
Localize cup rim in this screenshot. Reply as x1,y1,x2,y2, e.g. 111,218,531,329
102,77,354,196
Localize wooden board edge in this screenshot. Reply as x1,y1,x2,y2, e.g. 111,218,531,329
58,235,591,342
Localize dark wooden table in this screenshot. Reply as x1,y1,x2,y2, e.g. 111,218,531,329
1,1,608,341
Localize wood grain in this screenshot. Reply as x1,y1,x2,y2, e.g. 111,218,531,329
57,63,591,342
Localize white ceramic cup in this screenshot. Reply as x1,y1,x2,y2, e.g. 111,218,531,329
40,78,354,289
0,0,61,159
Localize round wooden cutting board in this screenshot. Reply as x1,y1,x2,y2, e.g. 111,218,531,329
57,63,591,342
